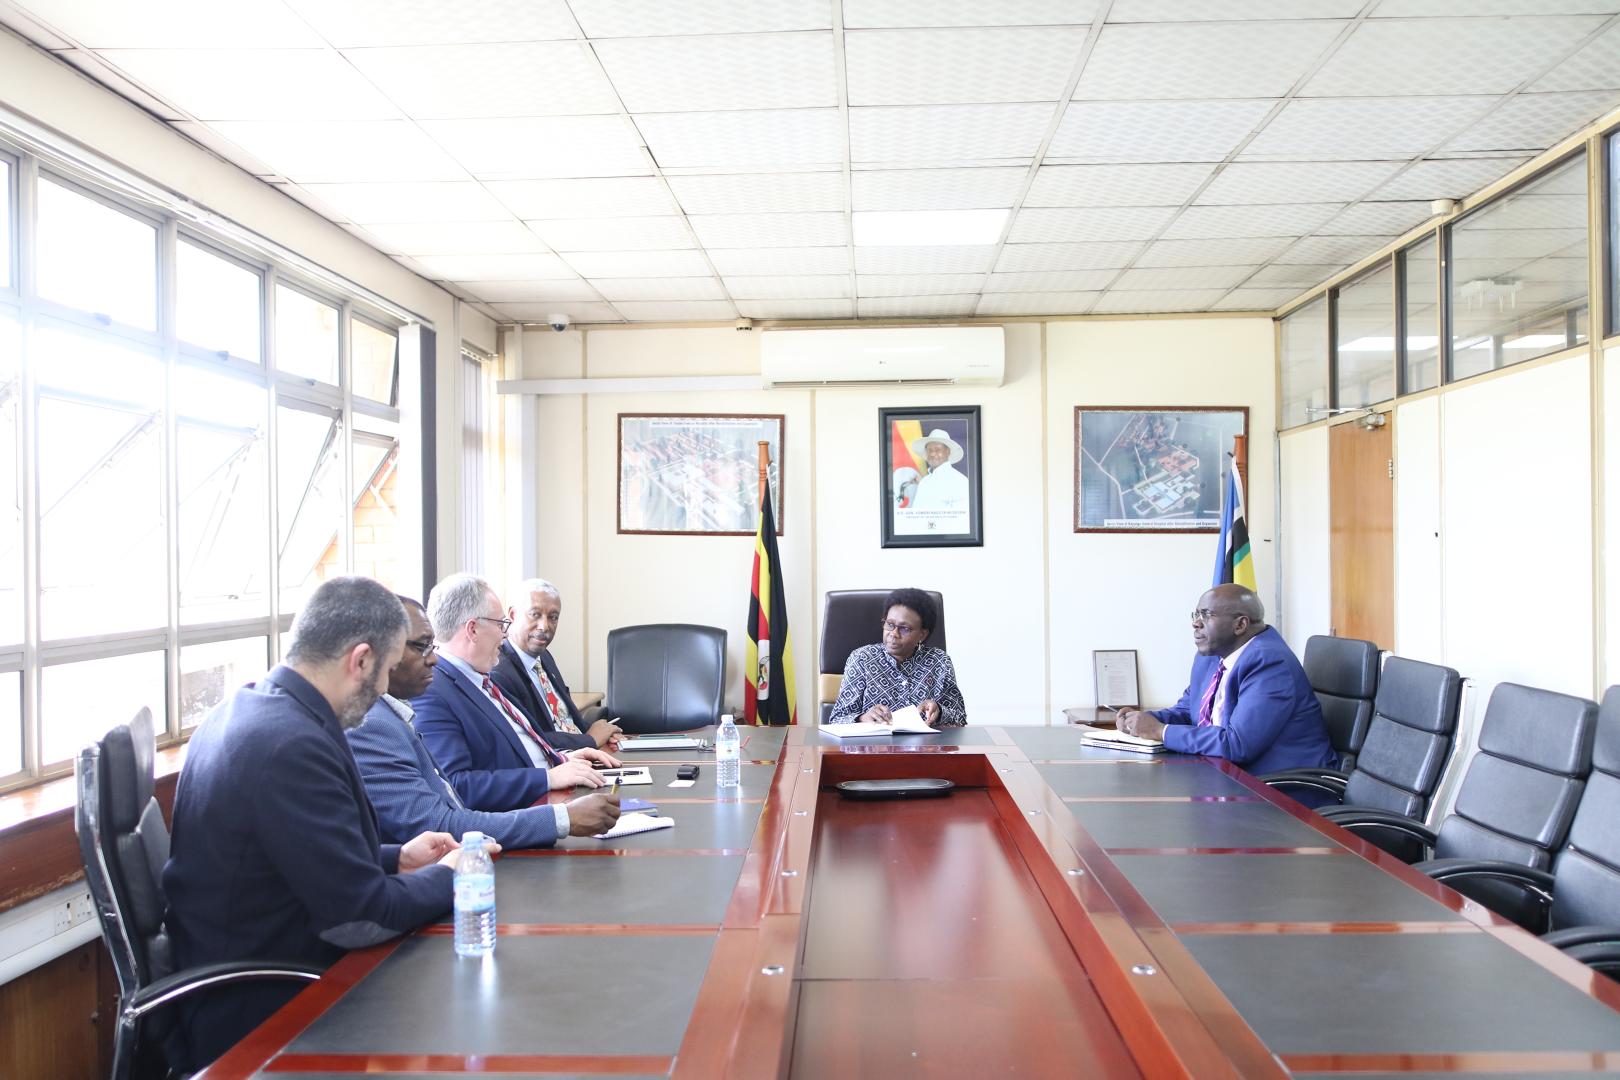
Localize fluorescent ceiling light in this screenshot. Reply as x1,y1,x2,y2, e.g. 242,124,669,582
1504,334,1567,349
853,209,1009,247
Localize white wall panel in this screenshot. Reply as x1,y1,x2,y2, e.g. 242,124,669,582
1394,396,1443,661
1605,345,1620,691
1280,426,1331,646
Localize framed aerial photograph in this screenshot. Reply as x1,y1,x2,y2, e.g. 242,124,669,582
618,413,784,536
879,406,983,549
1074,407,1248,533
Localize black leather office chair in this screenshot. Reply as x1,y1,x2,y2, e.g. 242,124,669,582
602,624,727,734
1261,655,1462,861
817,589,947,723
76,708,320,1080
1302,634,1379,769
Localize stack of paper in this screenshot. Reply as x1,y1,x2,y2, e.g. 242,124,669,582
594,812,674,839
1080,728,1168,755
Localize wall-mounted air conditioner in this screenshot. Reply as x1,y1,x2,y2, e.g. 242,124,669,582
760,326,1005,389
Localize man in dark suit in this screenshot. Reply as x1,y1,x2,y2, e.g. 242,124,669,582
414,573,618,812
489,578,622,752
163,577,472,1070
349,596,620,847
1118,584,1336,775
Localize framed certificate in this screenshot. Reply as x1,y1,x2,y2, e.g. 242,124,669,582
1093,650,1140,709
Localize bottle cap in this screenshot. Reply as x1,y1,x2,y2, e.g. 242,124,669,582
461,831,485,845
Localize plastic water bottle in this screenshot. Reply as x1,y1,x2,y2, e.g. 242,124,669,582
453,831,495,957
716,714,741,789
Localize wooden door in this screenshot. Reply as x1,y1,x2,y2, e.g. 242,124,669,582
1329,416,1395,648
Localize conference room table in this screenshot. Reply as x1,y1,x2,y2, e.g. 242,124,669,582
200,724,1620,1078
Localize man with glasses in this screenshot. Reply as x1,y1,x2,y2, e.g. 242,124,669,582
1117,584,1335,775
348,595,621,848
414,573,620,811
828,587,966,727
489,578,623,752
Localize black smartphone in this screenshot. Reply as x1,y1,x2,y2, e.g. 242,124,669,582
676,764,699,780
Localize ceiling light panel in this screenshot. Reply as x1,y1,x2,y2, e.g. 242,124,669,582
1531,21,1620,92
1316,201,1435,236
1371,158,1532,200
283,0,578,46
420,117,649,179
690,212,847,249
1026,163,1215,208
615,300,739,321
20,0,324,46
1163,202,1344,240
595,33,835,112
562,250,716,277
1243,263,1347,287
724,275,850,299
1134,236,1293,267
985,270,1117,292
1112,265,1257,290
484,177,677,219
1049,100,1275,162
668,172,844,215
493,301,622,322
858,295,979,317
466,280,602,302
343,42,619,118
845,0,1100,28
1108,0,1362,19
1092,289,1227,313
735,299,856,319
854,245,998,274
1240,97,1498,160
636,109,844,169
411,252,578,279
1440,90,1620,154
856,274,988,296
850,103,1058,164
994,241,1144,272
1196,161,1403,206
1008,205,1178,244
845,27,1087,106
976,291,1100,315
1272,234,1390,264
205,120,465,182
1075,21,1345,101
854,209,1008,246
1304,16,1604,97
526,216,695,252
99,49,398,120
852,168,1027,211
1211,287,1300,310
354,220,547,255
572,0,830,37
708,248,853,275
297,181,512,224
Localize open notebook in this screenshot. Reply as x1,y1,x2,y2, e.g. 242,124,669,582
1080,727,1168,755
819,705,939,739
594,812,674,839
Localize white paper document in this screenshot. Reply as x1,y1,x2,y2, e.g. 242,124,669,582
595,766,653,786
1080,728,1167,755
820,705,939,739
594,812,674,839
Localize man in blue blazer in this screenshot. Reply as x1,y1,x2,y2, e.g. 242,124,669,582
349,597,621,848
1118,584,1336,776
488,578,622,752
414,573,617,812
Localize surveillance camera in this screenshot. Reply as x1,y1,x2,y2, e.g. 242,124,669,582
547,313,570,332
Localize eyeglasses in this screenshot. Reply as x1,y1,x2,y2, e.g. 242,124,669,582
881,620,920,637
1190,609,1231,624
405,638,438,658
476,615,514,633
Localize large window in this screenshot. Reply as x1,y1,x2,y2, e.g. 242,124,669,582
1334,259,1396,409
1401,234,1441,394
1280,297,1328,428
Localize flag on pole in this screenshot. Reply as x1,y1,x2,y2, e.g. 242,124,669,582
745,484,797,725
1212,456,1257,591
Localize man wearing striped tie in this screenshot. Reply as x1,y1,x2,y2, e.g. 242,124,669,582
1117,584,1336,777
489,578,623,752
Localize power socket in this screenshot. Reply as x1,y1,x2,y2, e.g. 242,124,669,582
50,891,94,935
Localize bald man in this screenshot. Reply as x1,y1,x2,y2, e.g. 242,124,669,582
1118,584,1336,775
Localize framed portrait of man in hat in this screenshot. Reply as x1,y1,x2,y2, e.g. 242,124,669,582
878,405,983,548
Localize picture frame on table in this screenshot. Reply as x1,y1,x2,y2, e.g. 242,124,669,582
617,413,784,536
879,405,983,549
1074,406,1248,533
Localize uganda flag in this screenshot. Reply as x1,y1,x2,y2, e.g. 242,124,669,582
1212,455,1257,591
744,485,797,725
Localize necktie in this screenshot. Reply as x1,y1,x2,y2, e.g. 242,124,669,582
1196,660,1227,728
534,660,582,734
485,676,567,766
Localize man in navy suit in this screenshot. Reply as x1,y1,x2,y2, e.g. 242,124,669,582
414,573,617,812
1118,584,1336,775
349,596,621,848
489,578,622,752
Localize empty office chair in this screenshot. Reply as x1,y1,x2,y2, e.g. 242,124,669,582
818,589,947,722
1303,634,1379,770
602,623,727,733
1261,656,1462,861
76,708,319,1080
1332,682,1597,927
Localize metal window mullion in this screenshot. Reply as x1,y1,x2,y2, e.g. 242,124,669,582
339,301,354,576
1394,249,1409,398
265,268,282,661
16,153,39,780
160,218,180,743
1326,289,1340,411
1440,225,1455,385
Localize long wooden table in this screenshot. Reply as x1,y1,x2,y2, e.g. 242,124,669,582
200,725,1620,1077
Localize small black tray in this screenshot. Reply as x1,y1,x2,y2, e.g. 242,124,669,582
835,778,956,801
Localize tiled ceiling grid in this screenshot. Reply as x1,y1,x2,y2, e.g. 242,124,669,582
3,0,1620,325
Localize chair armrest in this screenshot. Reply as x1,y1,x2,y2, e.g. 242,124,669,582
1318,807,1438,861
1412,857,1555,928
580,704,607,727
1543,925,1620,951
126,961,322,1019
1255,768,1349,800
1414,857,1555,895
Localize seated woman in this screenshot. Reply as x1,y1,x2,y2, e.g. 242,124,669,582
828,588,966,727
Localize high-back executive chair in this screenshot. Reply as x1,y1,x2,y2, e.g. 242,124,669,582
817,589,947,723
1302,634,1379,770
75,708,320,1080
602,623,727,734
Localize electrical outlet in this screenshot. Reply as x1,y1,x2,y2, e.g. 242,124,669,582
69,893,95,928
51,899,72,936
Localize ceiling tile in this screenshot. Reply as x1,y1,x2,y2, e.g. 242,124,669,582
1244,263,1346,287
1163,203,1344,240
572,0,830,37
1076,21,1344,100
1371,158,1532,200
285,0,577,46
1240,97,1498,160
1532,20,1620,92
994,241,1144,271
21,0,323,46
1008,205,1178,243
636,109,844,169
466,279,602,302
492,301,622,322
1108,0,1362,18
411,252,578,279
668,172,845,215
985,270,1117,291
724,275,851,298
1091,289,1227,313
525,216,694,251
1272,234,1389,264
735,298,856,319
689,212,847,249
850,103,1058,163
709,247,853,275
1133,237,1293,267
852,168,1028,210
205,120,465,182
1211,287,1300,310
1026,163,1214,207
857,294,979,317
845,0,1099,28
590,278,730,302
1049,99,1275,162
854,245,998,274
1196,161,1402,205
846,26,1087,106
343,42,617,118
1317,201,1435,236
562,250,715,277
355,220,547,255
976,291,1100,315
857,274,988,296
485,177,678,219
615,300,739,321
1375,0,1620,13
99,49,398,120
594,33,836,113
421,117,649,179
1440,90,1620,153
296,181,511,223
1304,16,1605,97
1111,265,1257,290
